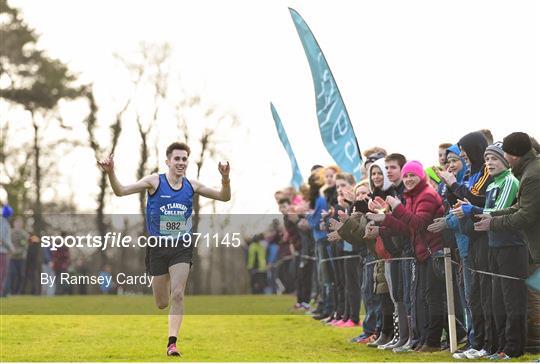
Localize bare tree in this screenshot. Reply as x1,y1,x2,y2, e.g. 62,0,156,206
82,85,132,266
0,121,32,214
116,42,171,222
172,94,239,294
0,0,84,233
105,44,241,293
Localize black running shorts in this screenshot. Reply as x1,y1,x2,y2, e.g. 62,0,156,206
145,245,194,276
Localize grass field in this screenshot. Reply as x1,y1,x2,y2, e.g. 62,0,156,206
1,295,537,362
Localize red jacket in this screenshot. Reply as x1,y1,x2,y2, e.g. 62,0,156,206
381,180,444,262
52,245,70,271
375,236,392,260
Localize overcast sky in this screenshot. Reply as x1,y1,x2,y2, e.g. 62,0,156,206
7,0,539,214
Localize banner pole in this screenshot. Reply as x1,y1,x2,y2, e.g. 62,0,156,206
444,247,457,353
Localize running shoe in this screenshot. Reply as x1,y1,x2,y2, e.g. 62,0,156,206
326,319,339,326
488,352,510,360
358,333,378,344
351,333,367,343
312,313,328,320
340,320,360,328
368,333,390,348
378,336,399,350
167,343,181,357
464,348,488,359
453,348,476,359
393,343,413,353
417,344,440,353
300,302,311,311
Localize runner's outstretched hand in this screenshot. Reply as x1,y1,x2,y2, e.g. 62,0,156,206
97,154,115,174
218,161,230,178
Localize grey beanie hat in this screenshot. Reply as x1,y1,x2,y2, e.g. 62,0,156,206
485,141,509,168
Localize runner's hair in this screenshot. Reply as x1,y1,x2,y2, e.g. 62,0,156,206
166,142,191,158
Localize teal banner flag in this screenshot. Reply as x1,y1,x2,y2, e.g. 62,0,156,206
270,102,304,189
289,8,362,181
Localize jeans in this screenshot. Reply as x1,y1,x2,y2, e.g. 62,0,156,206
4,258,25,295
41,263,55,296
362,254,381,335
267,266,278,294
459,254,474,343
0,253,9,297
316,238,335,315
402,258,413,315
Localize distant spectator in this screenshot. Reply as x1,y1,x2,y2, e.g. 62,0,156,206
99,264,114,294
0,203,14,297
75,257,89,295
22,234,41,295
362,147,388,178
479,129,494,145
530,136,540,154
477,132,540,265
41,244,55,296
266,230,280,294
425,166,443,190
322,166,340,208
363,147,388,160
52,233,70,295
5,216,28,295
274,190,285,204
246,234,267,294
438,143,453,167
282,186,296,204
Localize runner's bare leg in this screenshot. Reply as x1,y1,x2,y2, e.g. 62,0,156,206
152,273,170,309
168,262,190,337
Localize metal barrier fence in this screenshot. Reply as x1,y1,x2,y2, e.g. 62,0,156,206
266,247,526,353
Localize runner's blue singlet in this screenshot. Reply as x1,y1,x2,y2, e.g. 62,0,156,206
146,174,194,237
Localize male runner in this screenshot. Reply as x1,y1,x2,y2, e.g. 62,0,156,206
97,141,230,357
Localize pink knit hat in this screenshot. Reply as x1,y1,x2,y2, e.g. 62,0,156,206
292,195,303,206
401,160,426,180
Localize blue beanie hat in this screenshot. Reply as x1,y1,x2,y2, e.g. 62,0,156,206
2,204,13,218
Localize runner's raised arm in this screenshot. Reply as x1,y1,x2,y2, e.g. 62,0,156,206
97,154,158,196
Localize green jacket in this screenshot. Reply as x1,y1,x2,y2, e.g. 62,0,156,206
337,213,376,253
247,241,267,272
490,149,540,263
337,213,388,294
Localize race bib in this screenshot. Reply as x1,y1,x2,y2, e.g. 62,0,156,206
159,215,187,236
